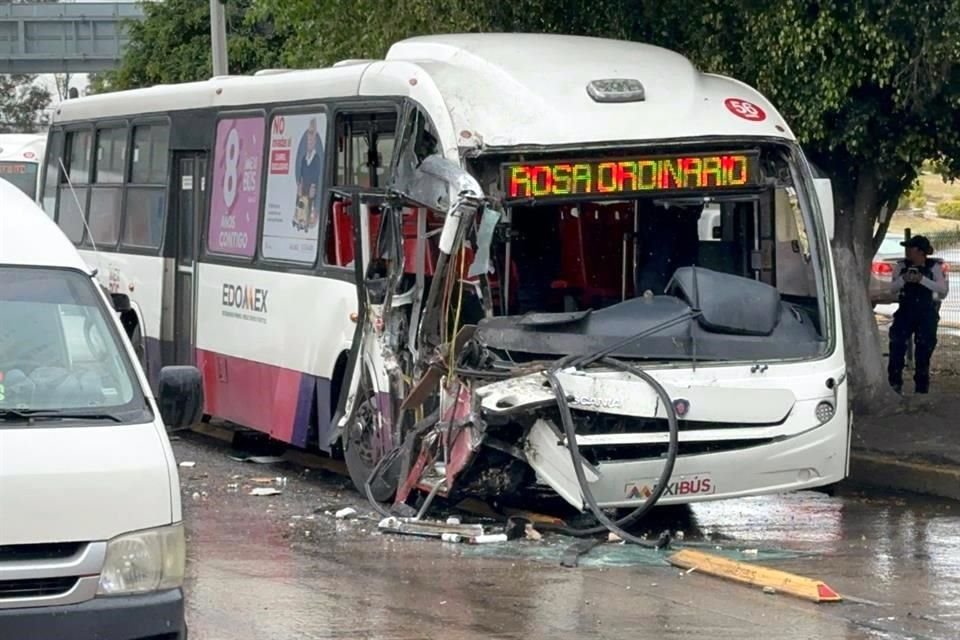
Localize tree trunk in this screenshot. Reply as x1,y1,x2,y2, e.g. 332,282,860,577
832,165,900,415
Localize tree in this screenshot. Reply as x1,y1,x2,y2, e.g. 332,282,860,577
92,0,286,92
0,75,51,133
649,0,960,411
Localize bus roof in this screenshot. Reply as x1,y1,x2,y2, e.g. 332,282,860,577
0,179,90,273
0,133,46,162
53,33,795,151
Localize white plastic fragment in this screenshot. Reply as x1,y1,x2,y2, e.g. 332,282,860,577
742,548,759,556
249,487,282,496
335,507,357,520
441,533,462,543
763,586,777,595
467,533,507,545
179,461,196,468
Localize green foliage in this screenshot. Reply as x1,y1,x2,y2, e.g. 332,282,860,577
0,75,51,133
936,199,960,220
903,179,927,209
94,0,285,92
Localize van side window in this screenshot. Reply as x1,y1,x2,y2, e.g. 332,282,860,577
87,126,128,248
122,123,170,249
57,129,93,245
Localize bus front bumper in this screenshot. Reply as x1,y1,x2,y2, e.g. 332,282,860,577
528,413,849,509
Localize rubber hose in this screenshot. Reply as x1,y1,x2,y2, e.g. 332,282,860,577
541,356,679,548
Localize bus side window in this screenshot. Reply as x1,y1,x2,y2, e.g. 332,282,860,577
87,126,127,249
122,123,170,250
325,111,398,267
57,129,93,245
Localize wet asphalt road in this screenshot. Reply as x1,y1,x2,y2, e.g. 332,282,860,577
174,433,960,640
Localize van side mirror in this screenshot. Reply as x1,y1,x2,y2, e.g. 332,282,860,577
110,293,132,312
158,366,204,430
813,177,835,241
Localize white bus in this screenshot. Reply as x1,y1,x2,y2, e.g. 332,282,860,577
42,34,849,520
0,133,46,200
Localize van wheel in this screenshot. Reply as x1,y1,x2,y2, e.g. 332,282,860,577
343,370,400,503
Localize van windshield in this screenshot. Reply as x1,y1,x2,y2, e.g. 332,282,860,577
0,267,149,422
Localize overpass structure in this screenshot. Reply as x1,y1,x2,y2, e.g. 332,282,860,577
0,2,145,74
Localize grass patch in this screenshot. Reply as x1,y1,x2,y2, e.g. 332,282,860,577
918,172,960,204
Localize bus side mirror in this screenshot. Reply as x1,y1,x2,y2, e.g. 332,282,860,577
158,366,204,430
813,177,835,241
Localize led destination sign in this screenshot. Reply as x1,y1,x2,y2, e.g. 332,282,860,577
503,152,760,201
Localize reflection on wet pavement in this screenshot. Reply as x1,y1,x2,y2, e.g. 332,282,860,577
176,434,960,640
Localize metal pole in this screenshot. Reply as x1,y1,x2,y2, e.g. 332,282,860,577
209,0,228,77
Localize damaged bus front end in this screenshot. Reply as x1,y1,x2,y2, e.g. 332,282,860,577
336,134,848,521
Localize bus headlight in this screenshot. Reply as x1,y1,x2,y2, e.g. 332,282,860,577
815,401,835,425
97,523,185,595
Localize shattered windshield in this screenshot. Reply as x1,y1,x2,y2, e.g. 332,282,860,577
455,144,826,363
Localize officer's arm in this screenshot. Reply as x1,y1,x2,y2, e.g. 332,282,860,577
889,262,906,293
920,262,949,296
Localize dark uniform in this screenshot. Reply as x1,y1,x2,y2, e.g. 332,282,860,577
887,235,949,394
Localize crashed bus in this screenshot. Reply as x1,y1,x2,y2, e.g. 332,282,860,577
42,34,849,528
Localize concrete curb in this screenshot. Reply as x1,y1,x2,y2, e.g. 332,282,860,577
849,451,960,502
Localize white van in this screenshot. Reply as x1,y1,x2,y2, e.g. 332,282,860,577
0,179,199,638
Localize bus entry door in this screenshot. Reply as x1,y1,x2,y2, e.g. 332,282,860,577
173,152,208,366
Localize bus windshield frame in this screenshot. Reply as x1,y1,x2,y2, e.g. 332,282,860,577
0,161,39,199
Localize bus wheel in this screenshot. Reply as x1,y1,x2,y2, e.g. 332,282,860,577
344,374,399,503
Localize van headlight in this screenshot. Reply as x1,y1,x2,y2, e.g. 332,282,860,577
97,523,185,595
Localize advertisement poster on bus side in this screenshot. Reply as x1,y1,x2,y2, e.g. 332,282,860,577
208,117,265,257
262,112,328,263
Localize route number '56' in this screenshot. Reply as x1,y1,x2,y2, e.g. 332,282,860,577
724,98,766,121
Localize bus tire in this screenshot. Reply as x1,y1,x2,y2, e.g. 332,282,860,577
343,369,399,503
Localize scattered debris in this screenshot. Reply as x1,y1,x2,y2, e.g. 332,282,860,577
249,487,282,497
226,483,239,492
446,516,461,525
191,492,201,500
524,524,543,541
467,533,507,545
229,454,285,464
763,586,777,595
675,531,685,541
608,532,623,543
742,548,759,557
378,516,485,539
179,461,196,468
335,507,358,520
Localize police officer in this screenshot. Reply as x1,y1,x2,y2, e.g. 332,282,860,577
888,235,950,394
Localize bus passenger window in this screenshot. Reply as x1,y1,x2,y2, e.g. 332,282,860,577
122,124,170,250
334,112,397,188
131,124,170,185
87,127,127,247
57,129,92,245
326,111,397,267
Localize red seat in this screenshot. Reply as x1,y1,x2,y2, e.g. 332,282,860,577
555,204,634,307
